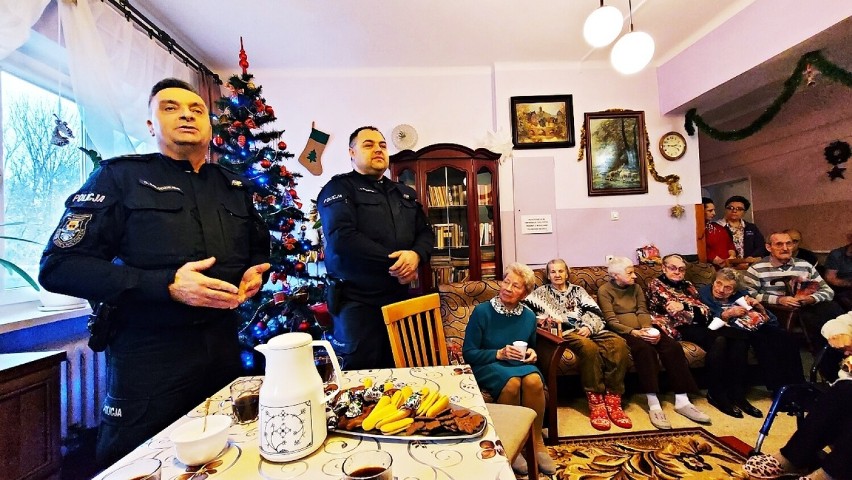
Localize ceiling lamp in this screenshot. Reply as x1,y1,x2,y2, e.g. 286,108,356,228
610,0,655,74
583,1,623,48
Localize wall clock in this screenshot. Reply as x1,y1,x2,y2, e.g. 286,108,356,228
658,131,687,160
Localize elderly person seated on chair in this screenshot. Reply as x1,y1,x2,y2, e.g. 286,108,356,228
825,229,852,310
525,258,632,431
462,262,556,476
698,268,805,418
744,311,852,480
598,256,709,430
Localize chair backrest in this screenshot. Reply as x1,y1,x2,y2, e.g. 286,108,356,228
382,293,449,368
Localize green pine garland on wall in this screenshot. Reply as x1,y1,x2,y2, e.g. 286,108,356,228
684,51,852,141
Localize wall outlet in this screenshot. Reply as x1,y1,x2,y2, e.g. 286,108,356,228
610,210,620,221
605,255,614,263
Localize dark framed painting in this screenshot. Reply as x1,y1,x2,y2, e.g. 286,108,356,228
584,110,648,196
510,95,575,149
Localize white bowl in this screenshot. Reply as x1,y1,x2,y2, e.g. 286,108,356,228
169,415,231,466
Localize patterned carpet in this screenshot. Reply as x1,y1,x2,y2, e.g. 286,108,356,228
547,427,749,479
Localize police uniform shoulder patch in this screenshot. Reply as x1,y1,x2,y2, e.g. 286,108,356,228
52,213,93,248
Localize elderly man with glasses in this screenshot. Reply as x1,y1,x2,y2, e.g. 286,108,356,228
743,231,845,380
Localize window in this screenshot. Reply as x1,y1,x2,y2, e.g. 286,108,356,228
1,71,90,292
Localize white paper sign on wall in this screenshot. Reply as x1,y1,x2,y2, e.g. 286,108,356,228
521,214,553,234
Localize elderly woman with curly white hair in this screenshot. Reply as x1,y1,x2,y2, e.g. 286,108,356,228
463,262,555,476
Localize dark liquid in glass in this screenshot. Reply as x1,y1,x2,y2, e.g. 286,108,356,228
348,466,390,479
315,357,334,383
233,393,259,422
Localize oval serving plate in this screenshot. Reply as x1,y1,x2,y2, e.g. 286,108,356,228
332,403,487,441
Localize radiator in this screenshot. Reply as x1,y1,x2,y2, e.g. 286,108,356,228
62,341,106,438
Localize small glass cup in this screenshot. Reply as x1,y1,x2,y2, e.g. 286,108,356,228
230,378,262,424
103,458,161,480
342,450,393,480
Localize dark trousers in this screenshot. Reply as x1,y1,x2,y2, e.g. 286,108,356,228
781,380,852,479
679,324,750,401
96,320,242,468
749,324,805,392
330,299,395,371
798,301,845,381
622,331,699,394
561,331,631,394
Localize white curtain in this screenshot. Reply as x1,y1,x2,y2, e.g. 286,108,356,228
0,0,51,60
58,0,195,159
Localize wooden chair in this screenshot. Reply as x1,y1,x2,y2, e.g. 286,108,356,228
381,293,538,478
382,293,449,368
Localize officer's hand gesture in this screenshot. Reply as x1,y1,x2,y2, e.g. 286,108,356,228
388,250,420,279
169,257,240,309
238,263,272,304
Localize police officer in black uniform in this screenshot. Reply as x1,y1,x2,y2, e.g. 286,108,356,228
39,78,271,467
317,126,433,370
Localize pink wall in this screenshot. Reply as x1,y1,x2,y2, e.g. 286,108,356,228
657,0,852,114
699,81,852,251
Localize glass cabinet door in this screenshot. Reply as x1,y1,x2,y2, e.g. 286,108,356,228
425,166,470,288
476,167,496,280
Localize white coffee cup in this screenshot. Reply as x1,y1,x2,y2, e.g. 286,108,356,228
645,327,660,338
708,317,727,331
734,297,753,310
512,341,528,358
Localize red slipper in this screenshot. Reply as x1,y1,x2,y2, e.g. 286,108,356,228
587,392,611,431
604,392,633,429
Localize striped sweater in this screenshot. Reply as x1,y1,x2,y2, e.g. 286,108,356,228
743,257,835,304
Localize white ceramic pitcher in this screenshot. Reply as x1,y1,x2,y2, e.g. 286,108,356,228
255,332,342,462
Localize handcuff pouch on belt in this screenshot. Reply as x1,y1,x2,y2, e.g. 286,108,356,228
87,302,117,352
326,276,344,316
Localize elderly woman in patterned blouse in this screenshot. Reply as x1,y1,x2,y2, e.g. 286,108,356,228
462,262,556,476
526,258,632,431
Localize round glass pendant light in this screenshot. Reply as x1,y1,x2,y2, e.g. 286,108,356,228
610,30,655,74
583,4,622,48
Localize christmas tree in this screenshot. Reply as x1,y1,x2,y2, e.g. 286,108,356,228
210,39,327,372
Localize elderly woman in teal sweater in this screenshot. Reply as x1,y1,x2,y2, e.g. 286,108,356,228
463,262,555,476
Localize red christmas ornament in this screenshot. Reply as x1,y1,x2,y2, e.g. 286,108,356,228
256,321,266,329
277,141,287,150
298,321,309,331
288,189,299,199
280,166,290,176
244,118,257,129
265,106,275,116
260,159,271,168
213,135,224,146
238,37,250,75
295,261,306,273
238,135,247,148
270,272,279,284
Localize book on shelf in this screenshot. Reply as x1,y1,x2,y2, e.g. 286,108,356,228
479,222,494,246
477,184,493,205
432,223,466,248
428,184,468,207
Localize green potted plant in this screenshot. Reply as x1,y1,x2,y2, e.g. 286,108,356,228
0,222,41,290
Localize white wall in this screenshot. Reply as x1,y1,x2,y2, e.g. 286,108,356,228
247,61,702,269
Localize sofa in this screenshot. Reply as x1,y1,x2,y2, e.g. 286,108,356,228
438,262,716,443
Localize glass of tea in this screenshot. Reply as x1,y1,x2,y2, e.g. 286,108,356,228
342,450,393,480
313,348,337,384
230,378,262,424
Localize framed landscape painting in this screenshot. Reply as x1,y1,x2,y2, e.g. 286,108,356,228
510,95,575,149
584,110,648,196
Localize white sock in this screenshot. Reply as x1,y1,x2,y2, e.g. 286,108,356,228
674,393,691,409
646,393,662,411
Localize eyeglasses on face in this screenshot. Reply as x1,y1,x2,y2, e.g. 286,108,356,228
664,264,686,273
725,206,745,212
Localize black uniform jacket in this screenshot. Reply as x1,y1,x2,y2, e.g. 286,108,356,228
39,153,271,329
317,170,434,305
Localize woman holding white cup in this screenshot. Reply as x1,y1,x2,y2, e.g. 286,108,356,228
463,263,555,476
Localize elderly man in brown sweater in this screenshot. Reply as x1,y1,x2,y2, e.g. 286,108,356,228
597,256,710,429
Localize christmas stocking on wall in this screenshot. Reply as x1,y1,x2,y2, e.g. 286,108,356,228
298,122,329,176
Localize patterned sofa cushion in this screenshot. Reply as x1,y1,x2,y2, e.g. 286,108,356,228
438,262,717,375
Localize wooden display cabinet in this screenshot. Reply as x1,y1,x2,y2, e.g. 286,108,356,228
390,143,502,292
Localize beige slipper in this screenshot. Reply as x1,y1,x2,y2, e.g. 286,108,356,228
649,409,671,429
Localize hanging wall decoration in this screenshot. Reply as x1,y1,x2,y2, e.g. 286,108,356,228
824,140,850,180
684,51,852,141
